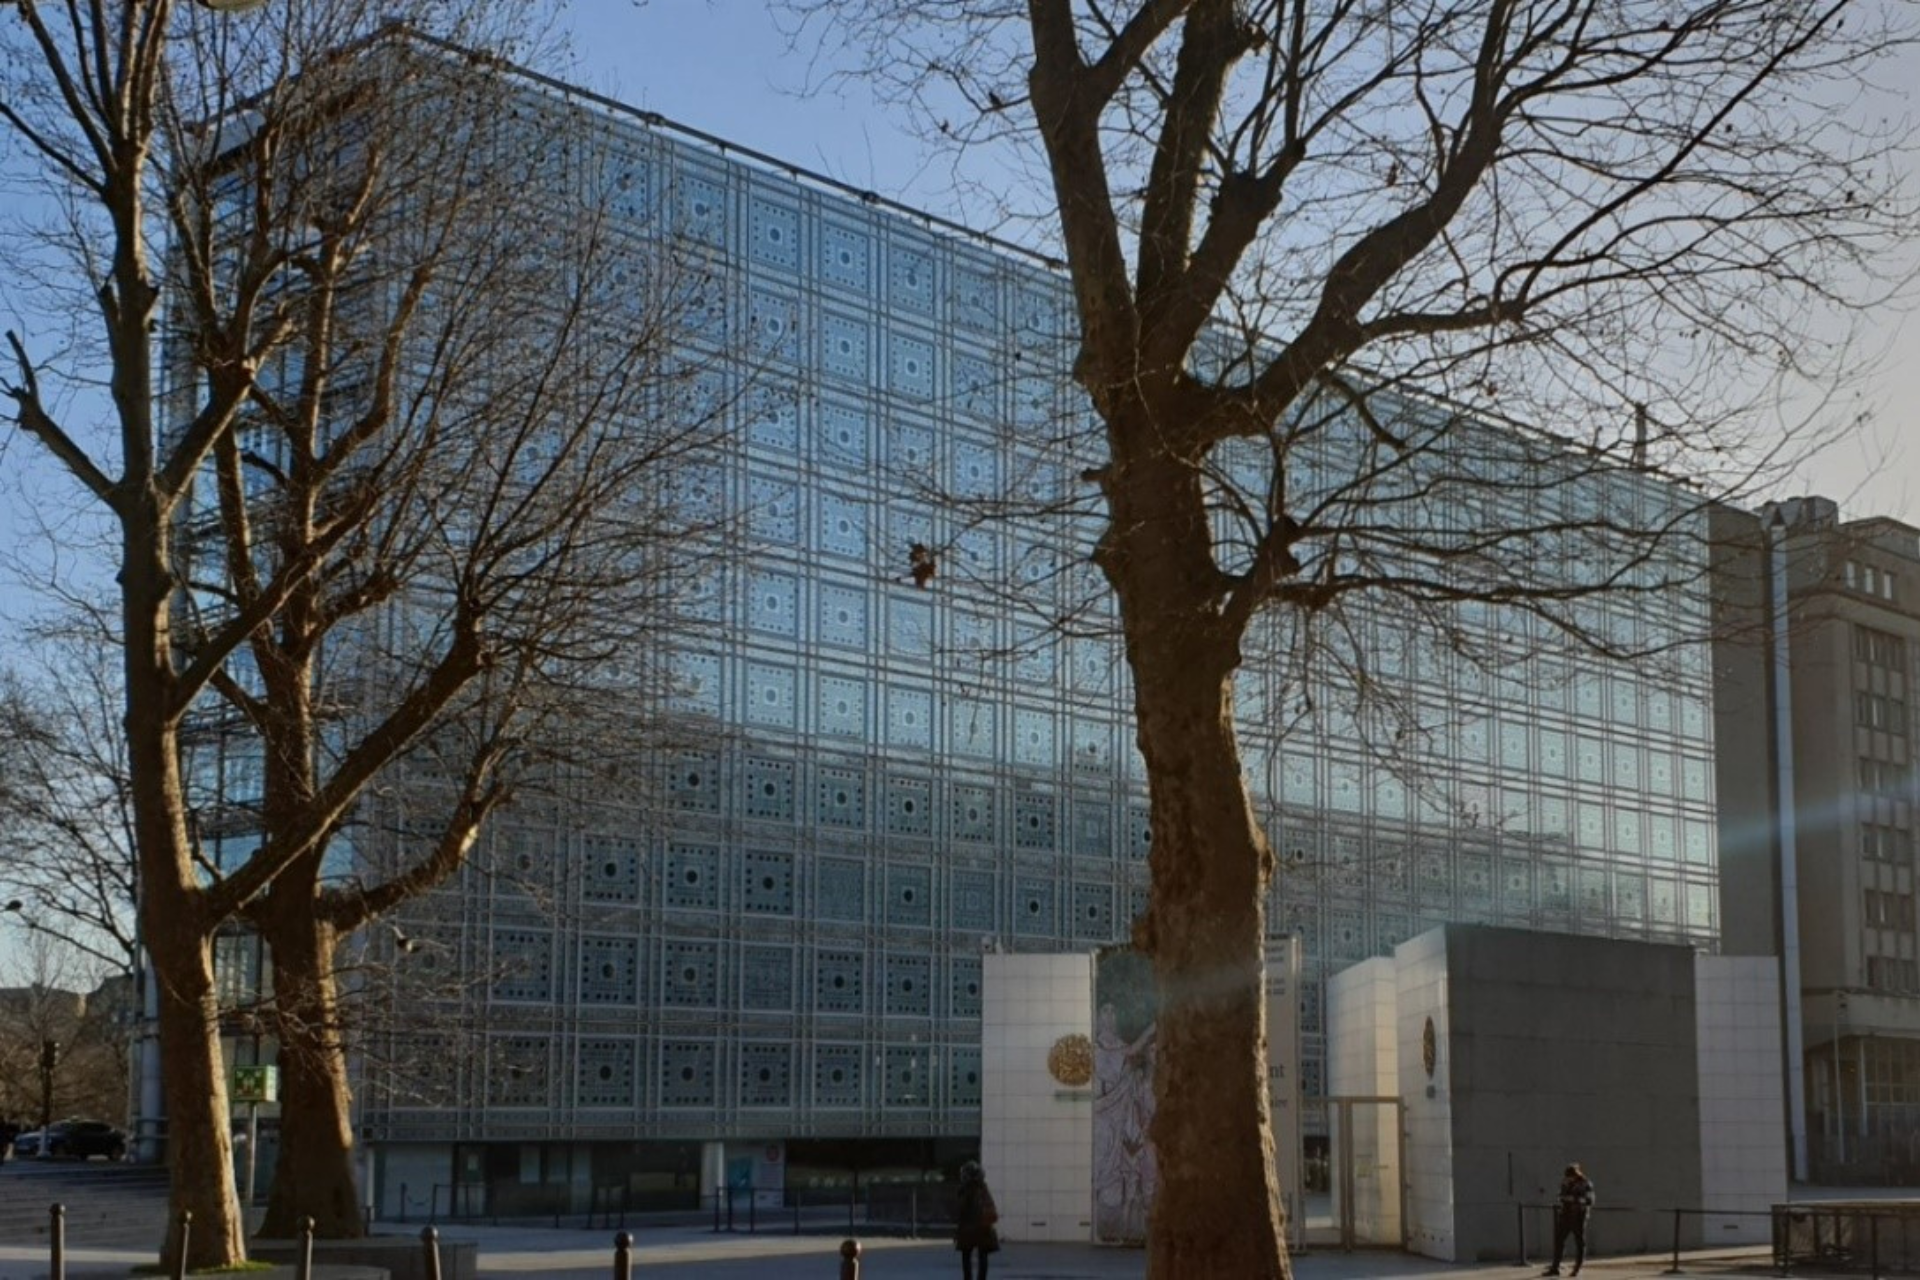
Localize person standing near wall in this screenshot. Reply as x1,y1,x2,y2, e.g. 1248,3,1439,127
1545,1162,1595,1276
954,1160,1001,1280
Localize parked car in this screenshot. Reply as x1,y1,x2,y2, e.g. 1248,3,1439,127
12,1120,126,1161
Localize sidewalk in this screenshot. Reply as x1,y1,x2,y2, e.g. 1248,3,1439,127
0,1221,1776,1280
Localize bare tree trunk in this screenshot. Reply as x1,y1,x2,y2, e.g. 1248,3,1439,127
258,896,363,1239
1101,430,1291,1277
124,512,248,1271
1131,636,1290,1278
147,917,246,1269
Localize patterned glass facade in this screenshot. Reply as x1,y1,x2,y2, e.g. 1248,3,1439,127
361,79,1720,1150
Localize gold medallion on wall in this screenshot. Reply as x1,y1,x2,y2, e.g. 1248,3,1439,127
1048,1033,1095,1086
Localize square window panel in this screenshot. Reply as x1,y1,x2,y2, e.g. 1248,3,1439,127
817,676,867,739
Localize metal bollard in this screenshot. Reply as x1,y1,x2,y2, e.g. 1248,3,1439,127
839,1238,861,1280
171,1210,193,1280
421,1225,443,1280
297,1216,315,1280
612,1230,633,1280
1516,1203,1528,1265
49,1203,64,1280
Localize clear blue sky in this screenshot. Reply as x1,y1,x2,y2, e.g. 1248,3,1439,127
559,3,1920,523
3,2,1918,639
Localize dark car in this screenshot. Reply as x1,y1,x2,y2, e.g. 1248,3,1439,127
12,1120,126,1160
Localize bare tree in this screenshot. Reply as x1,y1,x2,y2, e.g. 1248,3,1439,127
0,636,139,980
0,928,127,1136
0,0,727,1264
788,2,1912,1274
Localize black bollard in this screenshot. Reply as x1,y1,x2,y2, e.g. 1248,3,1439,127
297,1216,315,1280
839,1237,861,1280
612,1230,633,1280
421,1225,443,1280
49,1203,64,1280
171,1210,193,1280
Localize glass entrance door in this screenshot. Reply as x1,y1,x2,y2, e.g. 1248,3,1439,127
1319,1096,1406,1250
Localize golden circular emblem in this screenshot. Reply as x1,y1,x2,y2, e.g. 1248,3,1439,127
1048,1033,1095,1086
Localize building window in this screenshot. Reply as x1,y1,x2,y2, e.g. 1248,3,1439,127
1856,625,1909,671
1867,954,1920,993
1864,1036,1920,1106
1864,889,1916,931
1862,824,1914,864
1846,561,1898,602
1859,758,1911,799
1856,692,1909,736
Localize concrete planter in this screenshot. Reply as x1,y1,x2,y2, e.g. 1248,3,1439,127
249,1233,475,1280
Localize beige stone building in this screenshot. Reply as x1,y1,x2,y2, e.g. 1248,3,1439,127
1717,496,1920,1183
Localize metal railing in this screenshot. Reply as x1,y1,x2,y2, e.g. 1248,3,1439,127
707,1182,954,1238
21,1202,869,1279
1775,1201,1920,1275
1511,1199,1920,1276
1513,1201,1775,1272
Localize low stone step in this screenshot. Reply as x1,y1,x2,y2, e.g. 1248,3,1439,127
251,1234,474,1280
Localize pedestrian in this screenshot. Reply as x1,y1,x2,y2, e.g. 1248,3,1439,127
1544,1161,1595,1276
953,1159,1000,1280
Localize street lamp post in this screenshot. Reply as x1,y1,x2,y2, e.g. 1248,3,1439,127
1835,993,1846,1166
37,1039,57,1159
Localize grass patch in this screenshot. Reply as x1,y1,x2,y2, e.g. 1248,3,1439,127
130,1261,280,1275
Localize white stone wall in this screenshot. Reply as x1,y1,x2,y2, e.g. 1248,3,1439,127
1327,956,1398,1094
1267,939,1307,1246
1327,930,1787,1263
1695,956,1788,1244
981,952,1096,1242
1325,954,1410,1251
1395,929,1454,1261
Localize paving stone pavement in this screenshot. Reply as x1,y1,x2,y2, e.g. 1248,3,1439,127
0,1221,1778,1280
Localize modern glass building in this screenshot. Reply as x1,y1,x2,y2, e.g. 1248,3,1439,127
345,62,1724,1216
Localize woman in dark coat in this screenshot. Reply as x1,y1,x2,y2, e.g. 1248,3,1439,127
953,1160,1000,1280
